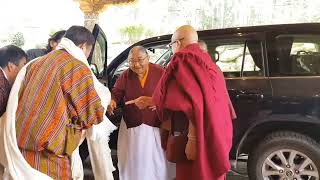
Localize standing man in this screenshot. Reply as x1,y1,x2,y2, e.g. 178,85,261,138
0,45,27,178
108,46,174,180
13,26,105,180
0,45,27,116
153,25,235,180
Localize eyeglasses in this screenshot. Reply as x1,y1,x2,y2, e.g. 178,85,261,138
128,56,148,66
167,38,184,48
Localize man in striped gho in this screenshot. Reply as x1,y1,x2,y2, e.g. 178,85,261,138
15,26,104,180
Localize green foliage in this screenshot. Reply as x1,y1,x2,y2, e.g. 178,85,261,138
10,32,25,47
119,24,145,43
199,10,216,30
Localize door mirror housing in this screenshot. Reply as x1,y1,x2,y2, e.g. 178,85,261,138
213,50,220,62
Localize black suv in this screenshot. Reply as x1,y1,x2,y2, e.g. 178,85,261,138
89,23,320,180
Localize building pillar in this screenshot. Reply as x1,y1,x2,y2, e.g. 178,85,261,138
84,12,100,31
75,0,137,31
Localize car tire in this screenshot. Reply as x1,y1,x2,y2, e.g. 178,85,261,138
248,131,320,180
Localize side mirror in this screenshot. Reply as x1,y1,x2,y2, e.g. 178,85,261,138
148,48,155,53
213,50,220,63
90,64,99,77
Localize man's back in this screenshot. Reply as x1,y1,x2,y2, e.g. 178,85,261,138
15,49,104,179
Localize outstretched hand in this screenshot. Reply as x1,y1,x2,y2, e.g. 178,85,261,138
125,96,156,110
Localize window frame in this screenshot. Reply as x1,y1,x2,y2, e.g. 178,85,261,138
213,39,266,78
270,34,320,77
91,33,107,74
88,24,108,80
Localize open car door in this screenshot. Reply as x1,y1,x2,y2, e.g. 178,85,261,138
80,24,111,160
89,24,121,150
88,24,108,85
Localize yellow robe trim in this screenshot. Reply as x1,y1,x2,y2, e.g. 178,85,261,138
140,66,149,88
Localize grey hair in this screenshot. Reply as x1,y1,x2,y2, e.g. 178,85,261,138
128,46,148,57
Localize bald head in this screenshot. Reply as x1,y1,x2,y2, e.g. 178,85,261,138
172,25,198,46
170,25,198,53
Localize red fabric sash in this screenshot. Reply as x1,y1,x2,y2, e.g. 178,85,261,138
153,44,235,179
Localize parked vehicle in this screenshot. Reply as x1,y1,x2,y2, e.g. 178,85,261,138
88,23,320,180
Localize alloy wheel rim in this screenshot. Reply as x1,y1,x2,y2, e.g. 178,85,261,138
262,149,319,180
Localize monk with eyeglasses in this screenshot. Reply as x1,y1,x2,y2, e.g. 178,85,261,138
108,46,175,180
153,25,236,180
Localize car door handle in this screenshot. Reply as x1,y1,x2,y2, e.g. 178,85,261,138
236,94,264,100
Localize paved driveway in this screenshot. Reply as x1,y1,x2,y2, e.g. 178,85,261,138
83,155,249,180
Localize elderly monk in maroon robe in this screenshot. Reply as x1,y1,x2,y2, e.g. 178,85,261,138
108,46,174,180
153,25,236,180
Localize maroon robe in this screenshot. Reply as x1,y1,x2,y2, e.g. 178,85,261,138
0,69,10,117
153,44,236,180
112,63,164,128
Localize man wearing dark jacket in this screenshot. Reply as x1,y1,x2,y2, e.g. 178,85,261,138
0,45,27,116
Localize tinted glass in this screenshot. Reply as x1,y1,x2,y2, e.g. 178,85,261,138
214,41,263,77
275,35,320,76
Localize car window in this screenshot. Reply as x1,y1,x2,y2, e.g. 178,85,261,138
291,43,318,55
214,41,263,77
155,49,172,67
275,35,320,76
148,48,169,63
91,32,106,73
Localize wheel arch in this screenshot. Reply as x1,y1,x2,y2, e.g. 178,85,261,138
236,117,320,159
